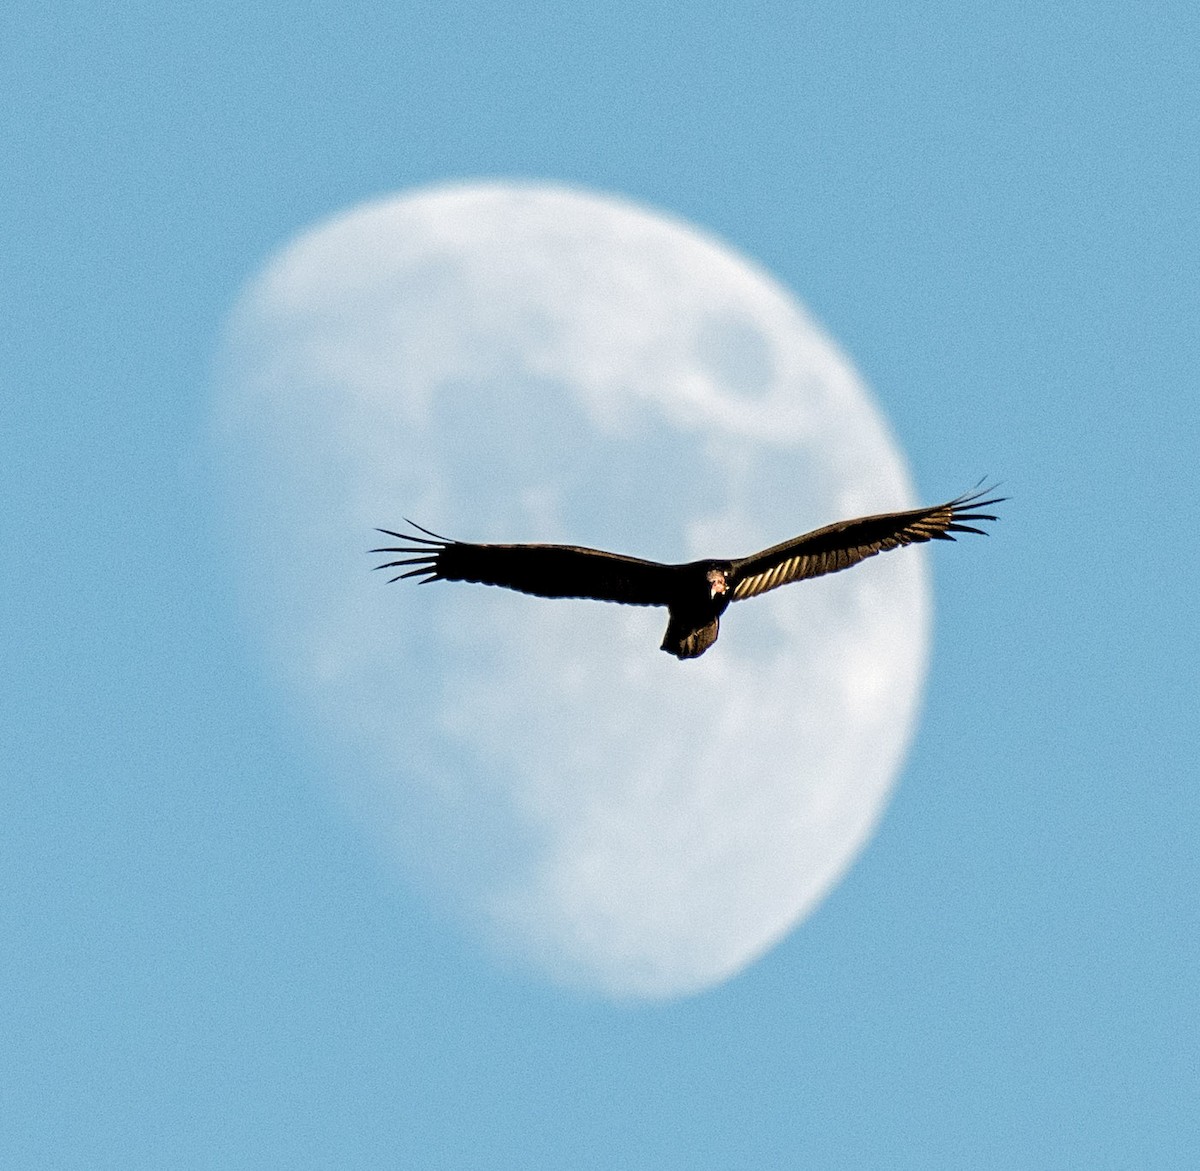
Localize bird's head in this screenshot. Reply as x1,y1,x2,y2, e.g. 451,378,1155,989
706,567,729,599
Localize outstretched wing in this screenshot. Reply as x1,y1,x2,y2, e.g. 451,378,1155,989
728,486,1004,602
371,522,676,607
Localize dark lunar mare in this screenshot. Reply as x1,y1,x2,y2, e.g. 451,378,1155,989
372,486,1003,660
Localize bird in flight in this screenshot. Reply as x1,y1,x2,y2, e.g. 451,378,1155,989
372,486,1003,660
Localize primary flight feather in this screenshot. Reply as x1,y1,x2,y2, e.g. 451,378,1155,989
372,486,1003,659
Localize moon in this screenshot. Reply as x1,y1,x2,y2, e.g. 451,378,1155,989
214,182,930,1000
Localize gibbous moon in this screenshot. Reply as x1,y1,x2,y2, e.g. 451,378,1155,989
214,183,929,1000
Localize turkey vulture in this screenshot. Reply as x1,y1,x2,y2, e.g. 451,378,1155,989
372,486,1003,659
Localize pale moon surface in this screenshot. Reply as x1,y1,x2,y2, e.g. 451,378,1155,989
214,183,930,1000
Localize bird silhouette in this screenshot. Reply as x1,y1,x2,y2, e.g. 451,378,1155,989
372,486,1003,659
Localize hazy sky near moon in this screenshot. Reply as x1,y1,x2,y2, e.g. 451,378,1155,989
216,183,930,998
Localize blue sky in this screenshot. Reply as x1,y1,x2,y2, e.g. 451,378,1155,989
5,2,1198,1167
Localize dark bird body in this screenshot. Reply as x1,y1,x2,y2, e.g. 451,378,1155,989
373,487,1003,659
